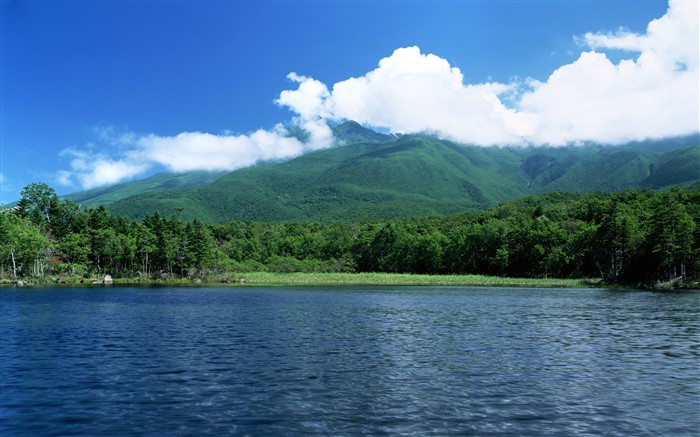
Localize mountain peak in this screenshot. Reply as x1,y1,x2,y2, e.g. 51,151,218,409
332,121,394,144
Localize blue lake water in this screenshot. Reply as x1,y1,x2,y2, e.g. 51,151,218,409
0,286,698,436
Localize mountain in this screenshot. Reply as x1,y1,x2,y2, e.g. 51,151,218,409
63,122,700,223
641,146,700,189
331,120,396,144
535,149,654,192
63,122,389,210
65,171,225,209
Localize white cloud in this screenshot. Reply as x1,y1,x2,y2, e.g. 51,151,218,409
0,173,10,206
59,148,150,189
58,118,333,189
277,47,532,145
277,73,331,120
584,0,698,71
57,0,698,189
521,0,699,144
131,118,333,175
277,0,697,146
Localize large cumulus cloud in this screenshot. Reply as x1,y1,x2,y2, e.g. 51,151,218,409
279,0,698,146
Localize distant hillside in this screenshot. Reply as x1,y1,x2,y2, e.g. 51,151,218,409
190,135,532,222
543,149,654,192
61,122,389,209
65,171,225,209
642,146,700,189
87,122,698,222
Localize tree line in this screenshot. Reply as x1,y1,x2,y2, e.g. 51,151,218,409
1,183,698,285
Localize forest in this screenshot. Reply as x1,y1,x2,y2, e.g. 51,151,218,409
2,183,699,287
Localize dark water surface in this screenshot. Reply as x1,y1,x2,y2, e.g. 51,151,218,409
1,286,698,436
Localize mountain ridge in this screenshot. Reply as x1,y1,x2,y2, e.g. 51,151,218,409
63,122,700,223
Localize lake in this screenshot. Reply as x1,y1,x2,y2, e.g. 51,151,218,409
1,286,698,436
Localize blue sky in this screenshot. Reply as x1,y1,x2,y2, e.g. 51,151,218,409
1,0,697,203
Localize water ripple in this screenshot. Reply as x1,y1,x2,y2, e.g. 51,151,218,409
1,286,698,436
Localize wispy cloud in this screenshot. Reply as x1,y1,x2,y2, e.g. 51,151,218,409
0,172,14,206
57,148,150,189
58,118,333,190
57,0,698,190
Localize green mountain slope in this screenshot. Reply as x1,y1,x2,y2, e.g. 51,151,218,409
107,136,532,222
642,146,700,189
544,149,654,192
61,121,388,210
65,171,225,208
67,122,698,223
519,147,600,188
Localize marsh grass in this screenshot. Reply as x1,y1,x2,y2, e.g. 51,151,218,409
233,272,599,288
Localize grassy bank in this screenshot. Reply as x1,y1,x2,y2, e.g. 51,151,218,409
228,272,600,287
2,272,600,288
16,272,599,288
8,273,697,289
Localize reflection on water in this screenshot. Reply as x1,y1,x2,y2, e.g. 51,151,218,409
1,286,698,436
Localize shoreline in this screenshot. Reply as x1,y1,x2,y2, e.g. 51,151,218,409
2,272,602,288
3,272,696,290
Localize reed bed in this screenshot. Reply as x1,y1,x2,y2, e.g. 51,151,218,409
236,272,598,288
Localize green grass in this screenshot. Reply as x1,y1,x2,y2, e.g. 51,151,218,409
215,272,599,288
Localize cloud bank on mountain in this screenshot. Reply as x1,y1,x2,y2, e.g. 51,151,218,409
280,0,698,146
58,0,698,189
58,118,333,189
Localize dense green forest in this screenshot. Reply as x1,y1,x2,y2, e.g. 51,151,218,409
2,183,698,287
